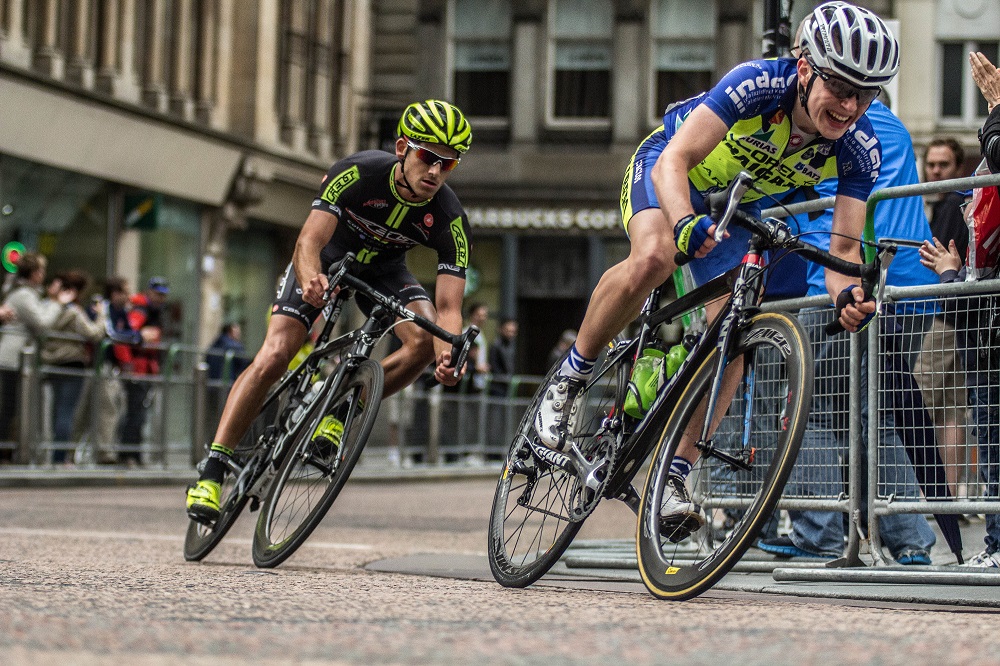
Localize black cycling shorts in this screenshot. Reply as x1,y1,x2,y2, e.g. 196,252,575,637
273,258,432,330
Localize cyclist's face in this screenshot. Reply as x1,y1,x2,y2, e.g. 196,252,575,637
797,59,874,140
395,138,458,200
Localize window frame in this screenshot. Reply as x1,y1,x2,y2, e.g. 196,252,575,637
647,0,717,129
544,0,613,130
937,38,999,129
445,0,512,132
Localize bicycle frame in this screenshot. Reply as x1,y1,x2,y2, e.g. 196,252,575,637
600,241,773,510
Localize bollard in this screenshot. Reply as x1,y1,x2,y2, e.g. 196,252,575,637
191,361,209,468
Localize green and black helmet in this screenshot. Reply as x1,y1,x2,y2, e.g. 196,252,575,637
397,100,472,153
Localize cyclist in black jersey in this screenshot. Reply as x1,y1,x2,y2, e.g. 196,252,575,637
187,100,473,522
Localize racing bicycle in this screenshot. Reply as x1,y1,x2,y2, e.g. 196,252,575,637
184,254,478,567
488,171,901,600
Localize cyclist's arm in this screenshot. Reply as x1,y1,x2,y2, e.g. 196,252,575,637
653,105,728,227
431,273,466,384
826,194,876,331
293,209,338,307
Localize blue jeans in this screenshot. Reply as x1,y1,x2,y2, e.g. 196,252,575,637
961,341,1000,554
49,370,85,464
785,307,935,558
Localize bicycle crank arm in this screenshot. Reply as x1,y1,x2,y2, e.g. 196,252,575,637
695,439,754,472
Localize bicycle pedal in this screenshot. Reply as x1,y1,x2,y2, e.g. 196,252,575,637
249,497,260,512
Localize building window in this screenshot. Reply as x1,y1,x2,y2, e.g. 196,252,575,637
548,0,612,123
449,0,511,121
940,40,998,124
650,0,715,125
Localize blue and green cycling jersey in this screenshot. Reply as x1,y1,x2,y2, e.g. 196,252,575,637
671,57,881,204
621,58,882,285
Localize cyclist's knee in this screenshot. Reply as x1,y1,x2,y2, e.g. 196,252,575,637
628,252,674,291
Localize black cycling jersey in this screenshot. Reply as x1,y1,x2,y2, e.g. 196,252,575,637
311,150,471,278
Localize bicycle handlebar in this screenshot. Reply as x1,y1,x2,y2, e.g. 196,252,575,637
674,171,899,336
322,254,479,378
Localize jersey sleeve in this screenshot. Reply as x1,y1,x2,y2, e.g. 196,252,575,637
311,156,364,217
702,60,796,127
433,212,471,279
833,117,882,201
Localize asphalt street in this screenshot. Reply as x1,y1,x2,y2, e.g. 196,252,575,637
0,477,998,665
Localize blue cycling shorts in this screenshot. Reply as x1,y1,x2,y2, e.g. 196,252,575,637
619,127,762,286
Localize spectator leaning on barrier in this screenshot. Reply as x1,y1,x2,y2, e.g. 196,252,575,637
757,13,936,564
41,270,107,465
120,276,169,466
0,253,64,458
912,136,971,498
916,49,1000,569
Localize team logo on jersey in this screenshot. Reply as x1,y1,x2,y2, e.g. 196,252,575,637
364,198,389,209
424,214,434,228
321,165,360,205
346,210,418,248
745,128,778,156
788,133,803,149
450,217,469,268
724,69,787,113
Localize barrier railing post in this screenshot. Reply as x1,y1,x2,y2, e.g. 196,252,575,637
427,384,440,464
17,347,37,465
157,343,179,469
191,361,208,468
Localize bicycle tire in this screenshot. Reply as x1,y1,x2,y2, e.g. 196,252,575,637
183,384,293,562
488,347,628,587
636,311,813,600
252,359,384,568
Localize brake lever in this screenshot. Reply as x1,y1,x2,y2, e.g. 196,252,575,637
449,325,480,378
712,171,753,241
824,241,899,336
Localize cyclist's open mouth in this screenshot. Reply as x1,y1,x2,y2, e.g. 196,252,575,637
825,110,851,128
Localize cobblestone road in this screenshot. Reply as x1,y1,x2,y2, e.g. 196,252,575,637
0,479,996,665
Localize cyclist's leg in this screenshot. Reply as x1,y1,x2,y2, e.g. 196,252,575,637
357,266,435,397
382,300,436,396
188,265,312,518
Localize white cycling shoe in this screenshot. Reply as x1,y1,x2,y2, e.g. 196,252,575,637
534,374,585,451
659,473,705,543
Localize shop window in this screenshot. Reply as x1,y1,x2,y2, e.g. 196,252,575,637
650,0,715,124
450,0,511,121
940,40,998,124
548,0,612,122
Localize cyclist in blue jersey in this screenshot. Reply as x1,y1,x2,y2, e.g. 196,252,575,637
535,1,901,538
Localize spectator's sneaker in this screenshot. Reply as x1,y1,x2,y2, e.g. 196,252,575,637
757,535,837,559
534,374,585,450
963,550,1000,568
896,550,931,566
186,480,221,526
658,474,705,543
310,415,344,460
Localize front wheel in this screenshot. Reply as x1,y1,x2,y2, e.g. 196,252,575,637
252,359,384,568
488,345,630,587
636,311,813,600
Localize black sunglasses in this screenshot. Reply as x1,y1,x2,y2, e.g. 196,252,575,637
405,140,461,172
808,59,881,105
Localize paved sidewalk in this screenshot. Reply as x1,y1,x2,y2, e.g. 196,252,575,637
0,461,504,488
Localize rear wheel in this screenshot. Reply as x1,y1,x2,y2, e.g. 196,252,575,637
488,347,630,587
252,359,384,568
636,312,812,600
183,382,294,562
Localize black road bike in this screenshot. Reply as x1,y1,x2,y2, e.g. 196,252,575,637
184,254,478,567
488,171,902,600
